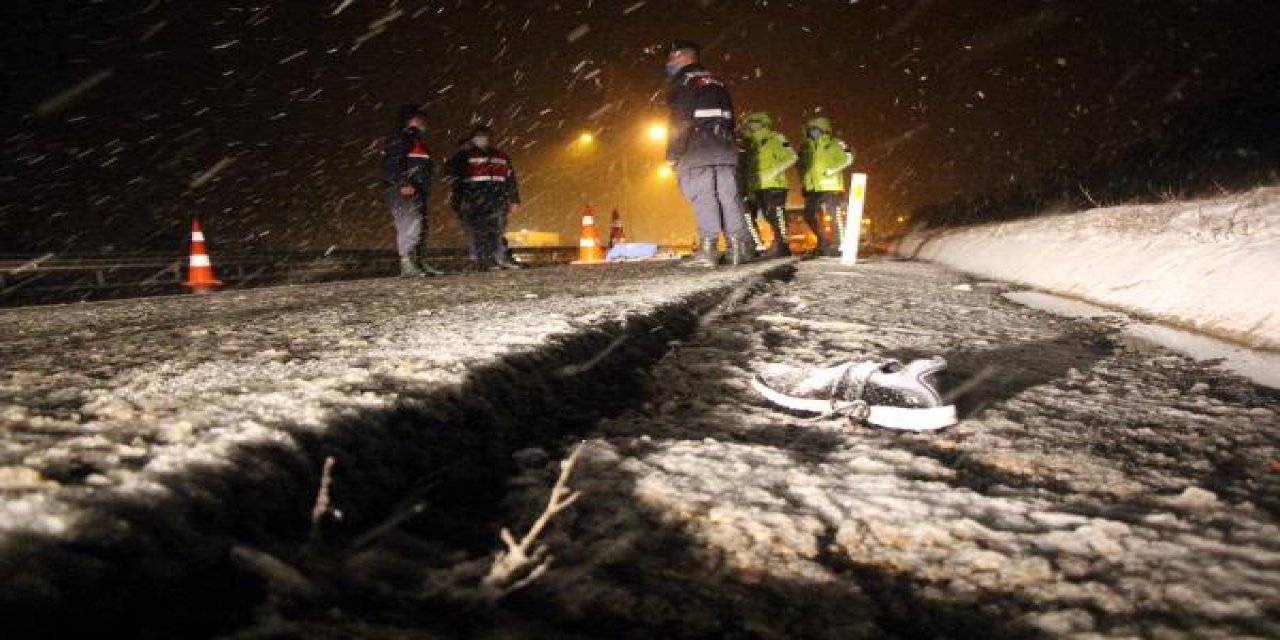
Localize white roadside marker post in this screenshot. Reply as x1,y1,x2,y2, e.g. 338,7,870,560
839,172,868,266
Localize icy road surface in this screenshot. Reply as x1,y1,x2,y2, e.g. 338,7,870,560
0,263,779,536
1,259,1277,639
466,260,1280,640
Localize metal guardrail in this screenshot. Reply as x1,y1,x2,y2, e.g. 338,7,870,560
0,250,407,302
0,246,687,307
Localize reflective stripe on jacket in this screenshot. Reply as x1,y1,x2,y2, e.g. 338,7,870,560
445,145,521,204
802,136,853,192
463,155,511,183
665,63,739,168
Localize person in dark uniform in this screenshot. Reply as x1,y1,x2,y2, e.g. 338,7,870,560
445,125,522,271
664,40,752,267
381,105,442,277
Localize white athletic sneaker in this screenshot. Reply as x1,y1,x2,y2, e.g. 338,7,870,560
751,356,958,431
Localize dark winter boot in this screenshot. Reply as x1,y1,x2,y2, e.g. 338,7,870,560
414,251,444,276
726,236,754,266
682,236,719,268
765,236,791,258
770,209,792,257
493,249,524,271
400,256,426,277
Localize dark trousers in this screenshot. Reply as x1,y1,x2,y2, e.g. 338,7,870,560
754,189,789,247
385,187,427,258
677,165,747,240
457,195,508,264
803,190,844,252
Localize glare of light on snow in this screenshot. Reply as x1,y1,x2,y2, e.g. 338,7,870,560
140,21,168,42
278,50,308,65
351,8,403,49
567,24,591,42
33,69,115,117
191,157,235,189
11,253,57,273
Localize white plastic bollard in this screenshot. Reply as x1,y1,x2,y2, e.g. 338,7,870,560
839,173,868,266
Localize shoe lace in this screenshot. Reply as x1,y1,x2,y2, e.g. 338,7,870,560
804,357,896,425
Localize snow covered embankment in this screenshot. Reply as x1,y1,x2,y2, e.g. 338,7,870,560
895,187,1280,351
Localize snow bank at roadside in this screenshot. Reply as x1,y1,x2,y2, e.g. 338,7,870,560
895,187,1280,351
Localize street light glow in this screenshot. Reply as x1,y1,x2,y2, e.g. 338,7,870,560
656,164,673,179
578,132,595,145
646,123,667,142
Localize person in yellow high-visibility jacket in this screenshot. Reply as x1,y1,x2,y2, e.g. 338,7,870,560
742,111,798,256
799,116,854,256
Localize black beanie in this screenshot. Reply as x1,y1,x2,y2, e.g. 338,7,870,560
668,40,701,55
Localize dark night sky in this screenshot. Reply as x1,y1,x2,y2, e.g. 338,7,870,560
1,0,1277,253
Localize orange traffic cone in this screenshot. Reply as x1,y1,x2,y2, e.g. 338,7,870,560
182,217,223,293
573,204,606,264
608,209,626,249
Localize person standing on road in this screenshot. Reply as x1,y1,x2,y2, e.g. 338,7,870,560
382,105,444,277
664,40,753,267
742,110,798,257
799,116,854,256
445,124,523,271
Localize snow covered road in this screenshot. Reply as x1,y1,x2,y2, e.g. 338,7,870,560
482,259,1280,639
2,258,1278,638
0,262,786,636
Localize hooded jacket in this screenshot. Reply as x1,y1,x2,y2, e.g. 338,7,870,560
665,63,739,168
742,111,797,191
800,117,854,193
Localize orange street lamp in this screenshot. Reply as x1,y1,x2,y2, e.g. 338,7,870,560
645,123,668,143
577,132,595,145
656,164,674,179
